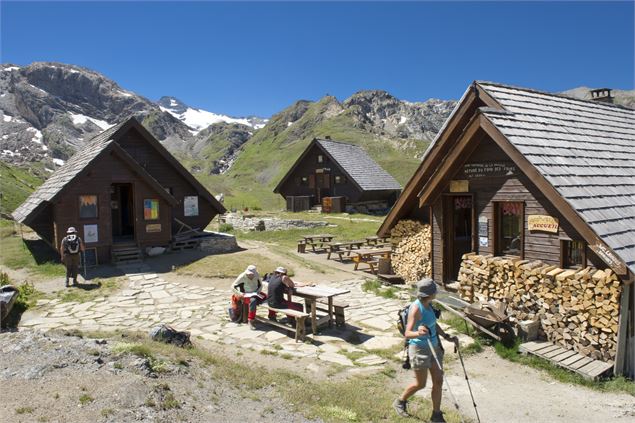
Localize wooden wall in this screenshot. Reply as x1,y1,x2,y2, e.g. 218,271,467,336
52,151,172,264
426,136,606,282
117,128,218,231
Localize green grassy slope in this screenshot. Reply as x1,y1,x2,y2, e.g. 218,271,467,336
194,96,429,210
0,162,45,215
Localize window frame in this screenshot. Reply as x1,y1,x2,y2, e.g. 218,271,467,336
78,194,99,220
317,154,324,164
560,239,587,269
493,201,524,258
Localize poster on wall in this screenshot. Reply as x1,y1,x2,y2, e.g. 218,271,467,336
527,215,559,233
144,199,159,220
184,196,199,217
479,236,489,247
79,195,98,218
83,224,98,243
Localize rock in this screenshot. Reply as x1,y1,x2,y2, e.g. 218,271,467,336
149,324,191,347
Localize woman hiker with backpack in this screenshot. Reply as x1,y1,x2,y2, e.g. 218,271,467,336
60,227,85,287
393,278,459,422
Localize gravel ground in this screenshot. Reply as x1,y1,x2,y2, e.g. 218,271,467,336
0,330,316,423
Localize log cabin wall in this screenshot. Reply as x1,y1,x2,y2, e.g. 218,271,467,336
116,128,218,231
428,136,606,283
277,143,363,205
52,151,172,264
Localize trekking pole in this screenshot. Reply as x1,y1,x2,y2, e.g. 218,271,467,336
456,345,481,423
83,251,87,280
426,336,465,423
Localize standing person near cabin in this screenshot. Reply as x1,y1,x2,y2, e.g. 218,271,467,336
393,278,458,422
265,267,304,322
231,264,265,330
60,227,85,288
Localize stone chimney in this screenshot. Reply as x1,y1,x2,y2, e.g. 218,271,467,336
589,88,614,103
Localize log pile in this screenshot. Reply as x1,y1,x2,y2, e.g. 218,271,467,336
458,254,622,362
390,220,432,284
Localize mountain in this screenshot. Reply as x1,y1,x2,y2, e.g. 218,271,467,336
157,96,268,132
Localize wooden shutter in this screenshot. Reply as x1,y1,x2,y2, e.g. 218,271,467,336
308,174,315,188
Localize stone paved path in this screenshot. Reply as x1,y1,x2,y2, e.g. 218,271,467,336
20,265,465,369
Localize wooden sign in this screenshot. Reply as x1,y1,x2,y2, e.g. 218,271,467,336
450,180,469,192
478,216,489,237
590,244,627,275
527,215,559,233
146,224,162,233
463,162,516,178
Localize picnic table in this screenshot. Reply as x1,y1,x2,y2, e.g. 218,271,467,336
351,247,392,274
293,285,350,334
365,235,390,246
326,240,366,261
303,234,335,252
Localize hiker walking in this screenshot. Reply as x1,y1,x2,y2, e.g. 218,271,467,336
60,227,84,287
393,278,458,422
231,264,265,330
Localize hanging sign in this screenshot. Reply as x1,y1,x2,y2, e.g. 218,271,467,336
146,224,162,233
450,180,469,193
83,224,98,243
589,244,626,275
478,217,489,237
463,162,516,178
184,196,199,217
527,215,559,233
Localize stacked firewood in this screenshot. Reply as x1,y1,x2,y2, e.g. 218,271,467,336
458,254,621,362
390,220,432,284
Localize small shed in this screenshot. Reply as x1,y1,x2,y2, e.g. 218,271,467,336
274,138,401,212
12,117,226,264
378,82,634,377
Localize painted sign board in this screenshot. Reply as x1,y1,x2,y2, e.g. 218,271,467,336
463,162,516,178
83,224,98,243
478,216,489,238
450,180,469,193
184,196,199,217
146,224,162,233
590,244,627,275
527,215,559,233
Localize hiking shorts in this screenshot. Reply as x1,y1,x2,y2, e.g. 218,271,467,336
408,342,444,370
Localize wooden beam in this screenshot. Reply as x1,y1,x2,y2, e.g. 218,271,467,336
418,115,485,207
479,115,630,278
614,283,631,375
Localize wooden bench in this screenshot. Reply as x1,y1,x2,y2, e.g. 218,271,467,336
353,257,379,274
315,298,349,327
297,239,306,253
257,304,309,342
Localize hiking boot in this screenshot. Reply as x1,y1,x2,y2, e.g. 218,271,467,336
430,411,446,422
392,398,408,417
65,279,69,288
248,320,257,330
73,279,78,286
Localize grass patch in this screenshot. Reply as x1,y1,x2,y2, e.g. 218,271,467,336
2,277,45,328
15,406,34,414
176,251,294,278
79,394,94,405
361,279,398,299
494,340,635,396
0,219,65,278
100,408,115,417
112,341,155,358
55,277,122,303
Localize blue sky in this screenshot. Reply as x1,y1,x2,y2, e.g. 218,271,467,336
1,1,634,117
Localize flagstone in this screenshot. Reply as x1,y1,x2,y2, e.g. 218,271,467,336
318,352,354,366
359,317,393,331
150,290,170,299
355,355,387,366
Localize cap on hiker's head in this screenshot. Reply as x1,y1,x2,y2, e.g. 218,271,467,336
247,264,257,272
245,265,256,276
275,267,287,275
414,278,438,298
67,227,77,234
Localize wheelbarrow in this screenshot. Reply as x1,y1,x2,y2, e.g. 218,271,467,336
433,293,516,347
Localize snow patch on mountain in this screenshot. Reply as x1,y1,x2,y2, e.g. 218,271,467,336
160,106,253,133
68,112,113,130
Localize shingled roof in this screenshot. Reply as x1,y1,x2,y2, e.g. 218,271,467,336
476,82,635,274
12,121,127,223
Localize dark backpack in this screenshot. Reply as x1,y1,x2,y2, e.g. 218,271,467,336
397,301,442,336
65,236,80,254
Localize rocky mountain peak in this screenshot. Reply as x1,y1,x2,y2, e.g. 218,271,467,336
157,96,189,115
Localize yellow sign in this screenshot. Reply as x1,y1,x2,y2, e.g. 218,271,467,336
450,180,469,193
146,224,162,233
527,215,559,233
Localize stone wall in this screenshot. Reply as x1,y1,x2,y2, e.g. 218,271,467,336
198,231,239,254
458,254,621,362
222,213,329,232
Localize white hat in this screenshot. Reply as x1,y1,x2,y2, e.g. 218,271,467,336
275,267,287,274
247,264,257,272
67,227,77,234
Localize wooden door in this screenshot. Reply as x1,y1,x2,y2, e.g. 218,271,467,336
443,195,473,282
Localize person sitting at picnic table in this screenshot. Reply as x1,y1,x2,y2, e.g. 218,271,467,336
231,264,266,330
265,267,305,323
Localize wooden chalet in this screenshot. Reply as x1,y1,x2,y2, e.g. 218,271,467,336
274,138,402,212
378,82,634,377
12,117,226,264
